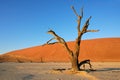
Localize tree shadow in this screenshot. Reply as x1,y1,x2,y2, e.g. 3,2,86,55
73,68,120,73
85,68,120,73
52,68,66,72
52,67,120,73
96,68,120,72
52,68,96,73
23,74,34,80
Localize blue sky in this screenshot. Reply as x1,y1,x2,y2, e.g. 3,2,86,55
0,0,120,54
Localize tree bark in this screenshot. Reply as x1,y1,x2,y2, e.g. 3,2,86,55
70,55,80,71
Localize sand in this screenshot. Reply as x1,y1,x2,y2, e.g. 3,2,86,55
2,38,120,62
0,62,120,80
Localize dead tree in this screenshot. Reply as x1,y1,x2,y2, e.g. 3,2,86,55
44,6,99,71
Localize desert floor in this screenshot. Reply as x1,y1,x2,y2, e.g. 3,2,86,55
0,62,120,80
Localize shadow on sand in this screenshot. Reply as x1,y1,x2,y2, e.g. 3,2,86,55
78,68,120,73
96,68,120,72
52,67,120,73
84,68,120,73
23,74,34,80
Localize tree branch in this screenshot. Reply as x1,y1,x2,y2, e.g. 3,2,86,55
86,30,99,33
71,6,83,57
81,16,92,34
71,6,79,17
42,38,56,46
46,38,55,44
71,6,83,33
47,30,73,56
80,7,83,18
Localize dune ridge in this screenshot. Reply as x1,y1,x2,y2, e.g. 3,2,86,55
0,38,120,62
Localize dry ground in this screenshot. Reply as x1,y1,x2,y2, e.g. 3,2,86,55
0,62,120,80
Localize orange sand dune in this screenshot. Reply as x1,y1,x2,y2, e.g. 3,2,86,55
0,38,120,62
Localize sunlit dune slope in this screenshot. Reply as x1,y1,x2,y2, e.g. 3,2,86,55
0,38,120,62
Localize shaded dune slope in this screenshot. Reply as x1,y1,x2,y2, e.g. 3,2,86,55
0,38,120,62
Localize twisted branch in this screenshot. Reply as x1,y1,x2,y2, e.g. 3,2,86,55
46,30,73,56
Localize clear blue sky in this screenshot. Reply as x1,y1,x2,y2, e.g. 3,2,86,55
0,0,120,54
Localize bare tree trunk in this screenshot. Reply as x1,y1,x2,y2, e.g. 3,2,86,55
70,55,79,71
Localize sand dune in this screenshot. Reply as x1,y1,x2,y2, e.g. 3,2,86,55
0,38,120,62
